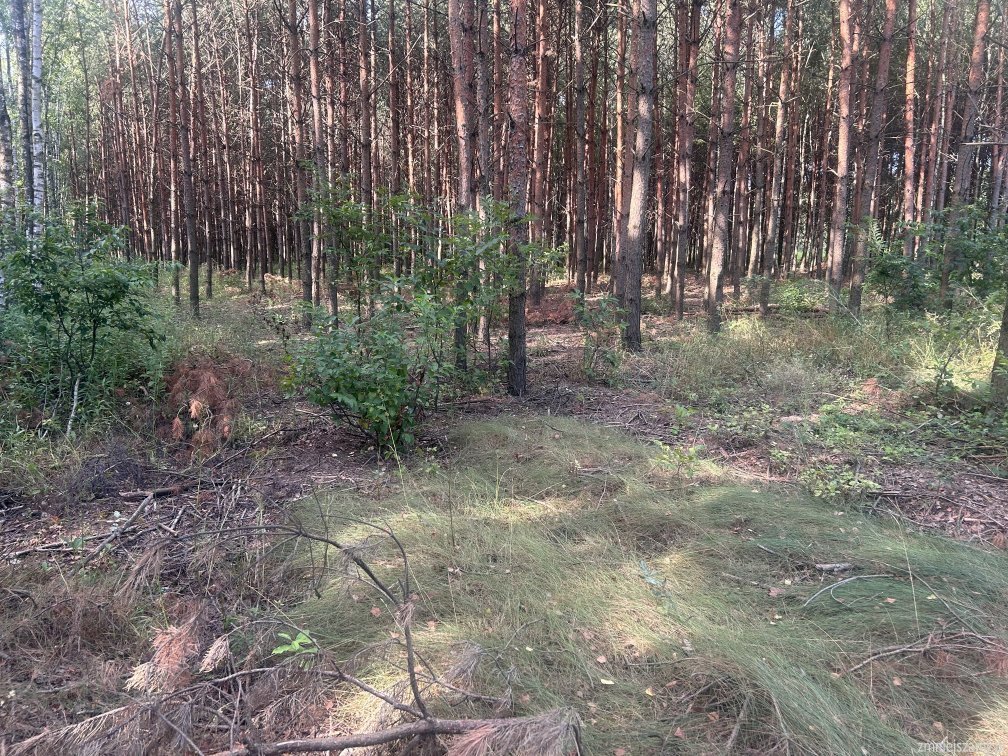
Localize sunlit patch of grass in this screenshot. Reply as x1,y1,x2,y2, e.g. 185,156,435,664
288,415,1008,754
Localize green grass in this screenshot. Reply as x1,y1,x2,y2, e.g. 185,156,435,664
284,414,1008,754
626,309,1001,413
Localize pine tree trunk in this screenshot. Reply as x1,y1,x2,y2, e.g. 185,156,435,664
902,0,917,258
172,0,200,316
621,0,657,349
760,0,794,315
671,0,700,320
849,0,897,316
506,0,531,396
706,0,740,332
940,0,991,302
826,0,854,314
572,0,588,299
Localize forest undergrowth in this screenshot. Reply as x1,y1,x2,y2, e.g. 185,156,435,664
2,278,1008,754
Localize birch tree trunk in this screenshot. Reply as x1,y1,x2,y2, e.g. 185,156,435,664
30,0,44,219
902,0,917,258
12,0,33,209
0,87,15,211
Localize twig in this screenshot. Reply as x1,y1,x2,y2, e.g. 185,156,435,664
318,670,422,718
65,374,81,437
152,706,206,756
120,483,194,501
802,574,891,608
76,492,155,572
723,693,753,754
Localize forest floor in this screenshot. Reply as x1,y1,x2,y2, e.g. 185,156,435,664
2,275,1008,754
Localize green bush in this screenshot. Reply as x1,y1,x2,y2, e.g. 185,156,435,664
867,251,927,312
0,211,162,436
289,288,462,454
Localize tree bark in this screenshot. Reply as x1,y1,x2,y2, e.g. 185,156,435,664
671,0,700,320
902,0,917,258
849,0,897,316
706,0,740,333
940,0,991,302
172,0,200,317
621,0,657,349
506,0,531,396
572,0,588,299
759,0,794,315
12,0,33,209
826,0,854,314
30,0,44,219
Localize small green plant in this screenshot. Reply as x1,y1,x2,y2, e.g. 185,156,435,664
799,463,881,502
711,404,775,447
271,630,317,667
768,446,794,473
771,278,829,314
574,294,623,382
653,439,704,481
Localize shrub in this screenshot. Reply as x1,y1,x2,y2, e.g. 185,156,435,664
290,306,450,454
0,211,162,435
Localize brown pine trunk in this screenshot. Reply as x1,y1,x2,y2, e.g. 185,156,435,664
826,0,854,313
759,0,794,315
622,0,657,349
286,0,312,317
706,0,740,333
940,0,991,301
849,0,897,316
172,0,200,316
572,0,588,299
902,0,917,258
528,0,553,305
506,0,531,396
448,0,477,368
671,0,700,320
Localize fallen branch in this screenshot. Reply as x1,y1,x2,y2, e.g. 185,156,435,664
724,693,753,754
207,710,580,755
841,630,1008,675
120,483,195,501
75,492,155,572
